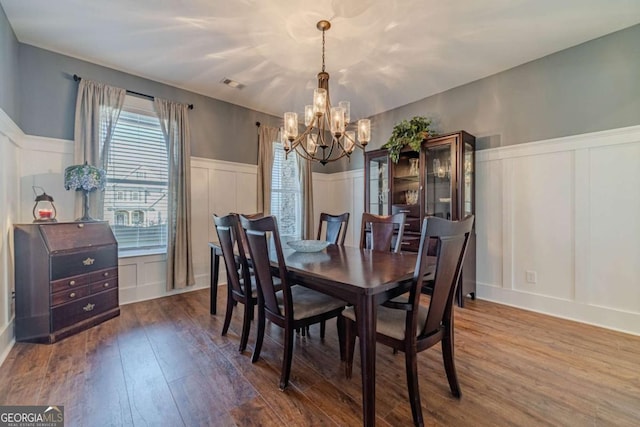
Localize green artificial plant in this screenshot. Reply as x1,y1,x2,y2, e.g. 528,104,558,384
382,116,434,163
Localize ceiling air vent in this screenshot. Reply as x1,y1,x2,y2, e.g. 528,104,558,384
221,78,245,89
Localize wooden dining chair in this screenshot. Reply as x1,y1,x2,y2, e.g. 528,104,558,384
344,215,474,427
360,212,407,253
213,213,256,353
317,212,350,245
240,214,347,390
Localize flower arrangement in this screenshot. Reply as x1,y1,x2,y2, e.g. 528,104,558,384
64,163,106,192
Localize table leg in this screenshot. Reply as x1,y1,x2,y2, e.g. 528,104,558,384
210,247,220,315
357,295,377,427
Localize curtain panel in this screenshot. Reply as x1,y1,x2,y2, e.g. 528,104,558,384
73,79,126,219
257,125,279,215
298,157,314,239
154,98,195,290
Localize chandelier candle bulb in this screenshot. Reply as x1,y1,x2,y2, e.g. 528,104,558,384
284,112,298,141
313,88,327,115
339,101,351,124
305,105,314,126
345,131,356,153
331,106,345,137
358,119,371,145
307,134,318,155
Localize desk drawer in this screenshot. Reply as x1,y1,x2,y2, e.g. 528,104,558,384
51,287,90,307
90,278,118,294
51,288,118,332
50,274,91,293
90,267,118,283
51,245,117,280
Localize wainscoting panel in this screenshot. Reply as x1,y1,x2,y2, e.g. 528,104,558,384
476,125,640,335
587,143,640,312
0,109,21,364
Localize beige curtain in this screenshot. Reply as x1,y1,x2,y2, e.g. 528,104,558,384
73,78,126,219
257,125,278,214
154,98,195,290
298,157,314,239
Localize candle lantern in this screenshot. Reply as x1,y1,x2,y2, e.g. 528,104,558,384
32,187,57,223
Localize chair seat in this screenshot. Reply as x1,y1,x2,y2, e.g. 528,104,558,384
277,286,346,320
342,304,428,341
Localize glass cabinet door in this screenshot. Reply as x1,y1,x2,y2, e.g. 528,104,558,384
424,143,454,220
463,142,474,218
392,152,420,207
368,154,389,215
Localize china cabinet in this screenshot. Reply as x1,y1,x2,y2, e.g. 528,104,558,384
364,130,476,306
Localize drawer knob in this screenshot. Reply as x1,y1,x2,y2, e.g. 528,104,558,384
103,272,109,277
77,223,84,228
83,257,95,266
69,292,76,298
104,282,110,288
69,280,76,286
83,303,95,312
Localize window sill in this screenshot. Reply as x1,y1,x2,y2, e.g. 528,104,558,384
118,248,167,259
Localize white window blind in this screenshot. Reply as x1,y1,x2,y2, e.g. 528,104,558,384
271,143,301,239
101,99,168,254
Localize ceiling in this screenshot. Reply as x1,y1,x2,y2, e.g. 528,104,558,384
3,0,640,120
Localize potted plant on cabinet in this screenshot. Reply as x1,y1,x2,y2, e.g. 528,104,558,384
382,116,434,163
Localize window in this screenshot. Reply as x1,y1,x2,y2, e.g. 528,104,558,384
270,142,301,240
102,96,168,255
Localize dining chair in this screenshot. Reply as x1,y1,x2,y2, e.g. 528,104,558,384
240,214,347,390
213,213,256,353
317,212,350,245
343,215,474,427
360,212,407,253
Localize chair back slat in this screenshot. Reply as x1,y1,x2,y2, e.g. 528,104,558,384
213,214,251,298
317,212,350,245
411,216,474,338
360,212,406,253
240,215,290,319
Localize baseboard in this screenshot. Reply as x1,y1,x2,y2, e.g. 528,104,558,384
119,273,210,305
0,318,16,367
477,282,640,336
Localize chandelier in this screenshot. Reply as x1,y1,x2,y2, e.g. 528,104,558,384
282,20,371,165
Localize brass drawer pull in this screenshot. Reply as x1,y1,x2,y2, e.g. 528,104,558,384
104,282,110,288
83,303,95,312
69,280,76,286
69,292,76,298
83,257,95,266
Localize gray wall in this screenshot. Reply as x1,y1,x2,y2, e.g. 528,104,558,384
324,23,640,173
0,5,19,122
6,18,640,173
17,44,281,164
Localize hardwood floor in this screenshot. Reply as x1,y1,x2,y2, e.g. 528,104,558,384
1,288,639,426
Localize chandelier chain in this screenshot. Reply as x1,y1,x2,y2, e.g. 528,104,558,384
322,28,325,73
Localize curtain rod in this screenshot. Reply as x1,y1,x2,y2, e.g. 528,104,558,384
73,74,194,110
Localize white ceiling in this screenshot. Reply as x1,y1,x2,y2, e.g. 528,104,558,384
2,0,640,120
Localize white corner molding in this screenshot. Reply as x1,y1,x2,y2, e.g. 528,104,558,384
0,108,24,148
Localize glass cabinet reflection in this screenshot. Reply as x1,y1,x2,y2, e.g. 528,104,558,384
424,144,453,220
367,154,389,215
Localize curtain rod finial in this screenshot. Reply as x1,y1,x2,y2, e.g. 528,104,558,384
256,121,261,127
73,74,81,82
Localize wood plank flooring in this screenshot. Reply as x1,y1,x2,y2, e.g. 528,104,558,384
1,288,639,426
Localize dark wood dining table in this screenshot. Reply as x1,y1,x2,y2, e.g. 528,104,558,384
278,243,418,427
